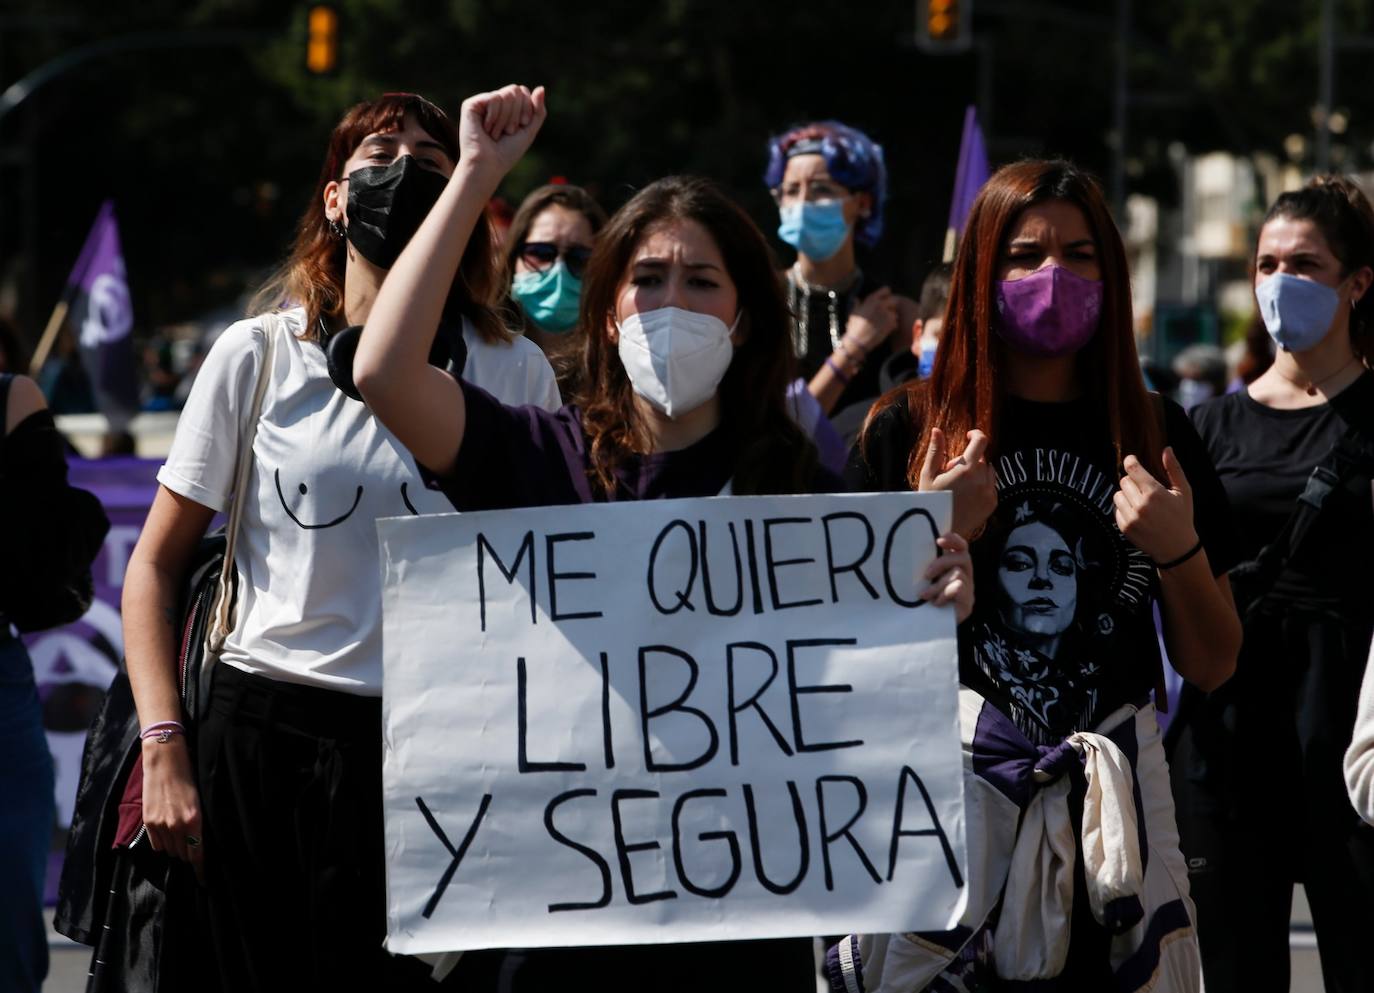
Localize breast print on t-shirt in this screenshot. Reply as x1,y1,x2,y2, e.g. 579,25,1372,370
968,442,1156,745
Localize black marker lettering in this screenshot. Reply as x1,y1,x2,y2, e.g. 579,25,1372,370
544,789,612,912
647,520,698,614
416,794,492,918
671,789,742,899
743,519,765,615
763,517,824,611
477,530,535,631
887,766,964,888
638,646,719,772
518,658,586,773
546,532,602,622
816,776,881,890
882,508,940,607
822,511,880,603
743,781,810,895
612,789,676,904
726,641,793,765
787,639,863,753
699,519,744,616
599,651,614,770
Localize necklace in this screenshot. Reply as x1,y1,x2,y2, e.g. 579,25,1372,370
1273,355,1360,397
787,264,862,359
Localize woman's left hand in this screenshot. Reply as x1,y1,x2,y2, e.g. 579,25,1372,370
1114,447,1198,564
923,531,974,623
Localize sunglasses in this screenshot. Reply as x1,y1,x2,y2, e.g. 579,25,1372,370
519,241,593,279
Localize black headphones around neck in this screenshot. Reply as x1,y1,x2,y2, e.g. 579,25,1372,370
318,317,468,402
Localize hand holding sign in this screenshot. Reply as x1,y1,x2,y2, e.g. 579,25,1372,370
378,493,966,954
923,531,973,623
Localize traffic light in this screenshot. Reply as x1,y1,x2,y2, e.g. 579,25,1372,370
305,4,339,75
917,0,971,52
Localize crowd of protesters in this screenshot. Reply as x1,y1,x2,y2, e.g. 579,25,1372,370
4,81,1373,993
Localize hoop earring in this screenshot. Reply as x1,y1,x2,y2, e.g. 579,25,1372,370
328,217,345,241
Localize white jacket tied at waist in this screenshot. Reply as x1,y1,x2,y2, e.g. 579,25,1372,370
828,690,1201,993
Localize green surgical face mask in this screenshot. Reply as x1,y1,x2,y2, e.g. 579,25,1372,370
511,260,582,333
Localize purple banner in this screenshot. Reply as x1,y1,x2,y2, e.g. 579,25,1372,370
70,201,140,432
947,105,990,239
28,456,161,904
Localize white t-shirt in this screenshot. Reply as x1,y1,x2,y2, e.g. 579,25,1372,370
158,307,560,695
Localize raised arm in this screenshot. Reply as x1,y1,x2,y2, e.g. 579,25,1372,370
355,84,547,476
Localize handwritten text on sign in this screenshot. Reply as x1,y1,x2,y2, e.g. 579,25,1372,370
378,493,966,954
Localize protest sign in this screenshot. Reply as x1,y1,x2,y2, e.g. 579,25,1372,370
379,492,965,954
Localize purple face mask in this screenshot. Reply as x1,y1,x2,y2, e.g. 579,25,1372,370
995,264,1104,358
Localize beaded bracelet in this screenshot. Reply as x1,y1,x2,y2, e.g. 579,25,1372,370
140,720,187,744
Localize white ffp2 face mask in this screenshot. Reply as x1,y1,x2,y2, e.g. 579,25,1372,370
615,306,737,418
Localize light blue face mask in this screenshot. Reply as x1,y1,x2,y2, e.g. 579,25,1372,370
918,344,938,379
1255,272,1341,352
512,260,583,333
777,200,852,262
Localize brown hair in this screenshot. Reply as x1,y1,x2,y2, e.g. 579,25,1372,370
250,93,507,344
576,175,817,497
498,184,607,391
1261,174,1374,361
865,158,1161,488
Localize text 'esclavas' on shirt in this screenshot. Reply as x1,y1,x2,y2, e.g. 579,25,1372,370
1190,372,1374,613
847,391,1238,746
158,308,561,696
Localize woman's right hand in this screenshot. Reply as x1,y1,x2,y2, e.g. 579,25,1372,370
843,286,899,353
457,84,547,185
917,427,998,540
141,736,204,876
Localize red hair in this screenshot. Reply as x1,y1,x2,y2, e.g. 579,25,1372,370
864,159,1161,488
251,93,506,344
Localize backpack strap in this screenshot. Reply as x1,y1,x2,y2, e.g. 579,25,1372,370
1230,420,1372,609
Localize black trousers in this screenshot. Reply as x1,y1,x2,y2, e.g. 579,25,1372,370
196,664,436,992
1170,608,1374,993
197,665,815,992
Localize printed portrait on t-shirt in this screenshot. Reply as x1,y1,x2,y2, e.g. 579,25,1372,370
968,444,1156,745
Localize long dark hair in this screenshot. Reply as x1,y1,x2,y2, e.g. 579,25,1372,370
500,184,608,332
864,158,1161,487
251,93,506,344
576,175,817,497
1260,174,1374,362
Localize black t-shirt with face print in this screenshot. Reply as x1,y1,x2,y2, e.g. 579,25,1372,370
846,392,1239,746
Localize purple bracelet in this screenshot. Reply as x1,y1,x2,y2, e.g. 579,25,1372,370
140,720,187,743
825,354,852,384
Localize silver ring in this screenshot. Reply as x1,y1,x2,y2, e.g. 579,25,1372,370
185,835,201,848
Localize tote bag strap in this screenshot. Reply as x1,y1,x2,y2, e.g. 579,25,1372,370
207,313,279,656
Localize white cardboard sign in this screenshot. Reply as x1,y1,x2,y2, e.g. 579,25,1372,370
378,492,966,954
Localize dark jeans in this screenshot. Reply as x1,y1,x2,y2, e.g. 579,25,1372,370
0,634,53,993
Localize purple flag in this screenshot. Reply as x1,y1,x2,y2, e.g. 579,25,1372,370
69,201,139,431
944,106,990,260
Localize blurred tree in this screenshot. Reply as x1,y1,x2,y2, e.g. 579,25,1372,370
0,0,1369,346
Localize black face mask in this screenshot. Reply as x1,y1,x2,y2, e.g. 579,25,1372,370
344,154,448,269
321,318,467,402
